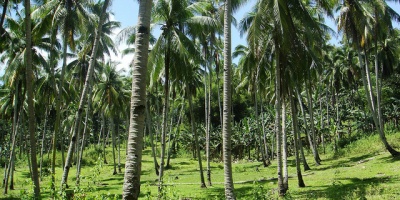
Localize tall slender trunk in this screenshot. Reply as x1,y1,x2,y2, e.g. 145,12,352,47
166,102,184,168
255,65,267,167
122,0,152,198
282,100,288,191
158,36,171,197
290,90,305,187
117,122,121,173
188,88,207,188
206,65,212,186
25,0,40,196
260,97,270,165
76,83,94,185
222,0,235,198
51,25,68,192
102,113,108,164
146,100,159,175
320,97,325,154
165,105,176,168
111,118,117,175
305,82,321,163
40,107,49,181
4,105,21,195
61,0,111,189
275,48,285,196
356,45,400,156
296,87,321,166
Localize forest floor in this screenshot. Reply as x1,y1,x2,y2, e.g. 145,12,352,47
1,131,400,199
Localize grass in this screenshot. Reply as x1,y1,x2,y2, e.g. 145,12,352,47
1,131,400,199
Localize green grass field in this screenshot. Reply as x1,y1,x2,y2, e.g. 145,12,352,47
1,131,400,199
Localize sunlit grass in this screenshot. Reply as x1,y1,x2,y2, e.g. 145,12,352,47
1,131,400,199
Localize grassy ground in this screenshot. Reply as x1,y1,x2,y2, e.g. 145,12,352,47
1,131,400,199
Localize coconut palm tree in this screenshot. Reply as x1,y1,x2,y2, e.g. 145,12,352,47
337,0,400,157
61,0,112,188
148,0,215,194
24,0,40,197
122,0,153,198
32,0,94,191
222,0,235,198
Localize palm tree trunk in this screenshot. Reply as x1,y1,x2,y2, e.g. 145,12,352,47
166,102,184,168
60,0,111,189
306,82,321,163
275,49,285,196
206,68,212,186
146,100,159,175
260,97,270,165
4,105,21,194
117,122,121,173
158,50,171,198
25,0,40,196
255,66,267,167
102,113,108,164
165,107,175,169
52,26,68,192
40,107,49,181
296,87,321,166
222,0,235,198
282,100,288,191
290,90,305,187
356,45,400,157
188,88,207,188
111,118,117,175
76,83,94,185
122,0,153,198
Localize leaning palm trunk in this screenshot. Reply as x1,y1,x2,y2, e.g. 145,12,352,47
222,0,235,198
60,0,111,189
4,107,21,194
146,100,159,175
122,0,153,198
188,88,207,188
296,87,321,166
76,83,94,185
305,82,321,163
356,45,400,157
290,90,305,187
25,0,40,196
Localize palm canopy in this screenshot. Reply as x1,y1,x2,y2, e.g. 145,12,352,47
148,0,218,88
32,0,95,51
93,61,129,118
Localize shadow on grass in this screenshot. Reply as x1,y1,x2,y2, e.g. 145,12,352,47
312,153,376,172
296,176,393,199
377,154,400,163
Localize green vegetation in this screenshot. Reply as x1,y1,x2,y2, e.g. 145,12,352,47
1,131,400,199
1,0,400,199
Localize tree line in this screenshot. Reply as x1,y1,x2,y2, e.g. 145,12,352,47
0,0,399,199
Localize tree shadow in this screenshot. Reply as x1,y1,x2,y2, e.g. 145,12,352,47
296,176,393,199
377,154,400,163
312,153,376,172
